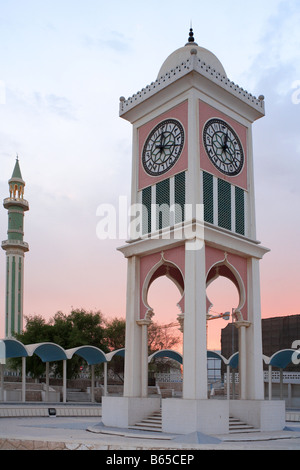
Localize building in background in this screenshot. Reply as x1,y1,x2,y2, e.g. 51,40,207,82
221,314,300,372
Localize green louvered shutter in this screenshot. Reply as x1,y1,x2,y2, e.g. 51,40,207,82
156,179,170,230
142,186,152,235
235,186,245,235
218,179,231,231
203,172,214,224
175,172,185,223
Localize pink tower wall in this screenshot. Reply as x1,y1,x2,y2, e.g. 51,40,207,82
138,100,189,191
199,101,248,191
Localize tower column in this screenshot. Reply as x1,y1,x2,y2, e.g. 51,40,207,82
245,257,265,400
137,319,151,398
123,255,142,397
183,241,207,399
235,320,251,400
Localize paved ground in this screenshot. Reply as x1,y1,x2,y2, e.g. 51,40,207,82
0,416,300,450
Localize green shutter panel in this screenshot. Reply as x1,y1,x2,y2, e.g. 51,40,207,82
218,179,231,230
142,186,152,235
203,172,214,224
175,172,185,223
156,179,170,230
235,186,245,235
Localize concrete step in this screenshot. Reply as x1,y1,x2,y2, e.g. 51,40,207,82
129,410,163,433
66,391,91,402
229,416,260,434
130,411,260,435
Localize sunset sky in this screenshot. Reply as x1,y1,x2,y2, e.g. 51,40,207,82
0,0,299,349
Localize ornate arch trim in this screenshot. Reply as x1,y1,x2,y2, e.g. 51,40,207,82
141,251,185,321
206,252,246,320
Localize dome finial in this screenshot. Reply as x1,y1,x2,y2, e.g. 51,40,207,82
188,27,194,43
185,27,198,46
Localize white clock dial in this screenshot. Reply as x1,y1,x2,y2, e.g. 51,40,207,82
203,118,244,176
142,119,184,176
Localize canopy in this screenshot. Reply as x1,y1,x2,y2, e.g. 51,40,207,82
66,346,107,365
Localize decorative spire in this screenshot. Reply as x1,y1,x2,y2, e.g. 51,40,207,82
185,27,198,46
11,157,23,181
188,28,195,43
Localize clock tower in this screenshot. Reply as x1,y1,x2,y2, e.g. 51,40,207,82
102,30,285,434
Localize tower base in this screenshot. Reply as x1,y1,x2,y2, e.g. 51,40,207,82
102,397,285,435
162,399,229,435
102,396,161,428
229,399,285,431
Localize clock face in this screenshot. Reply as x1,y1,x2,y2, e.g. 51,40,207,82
142,119,184,176
203,118,244,176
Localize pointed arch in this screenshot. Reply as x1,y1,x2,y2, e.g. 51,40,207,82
206,253,246,320
141,252,185,321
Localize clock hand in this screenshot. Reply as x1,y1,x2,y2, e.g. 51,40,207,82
222,133,228,151
156,132,165,150
224,146,235,163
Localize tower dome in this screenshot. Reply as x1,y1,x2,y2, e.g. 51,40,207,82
157,29,227,79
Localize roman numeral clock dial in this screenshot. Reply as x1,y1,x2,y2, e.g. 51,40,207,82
142,119,185,176
203,118,244,176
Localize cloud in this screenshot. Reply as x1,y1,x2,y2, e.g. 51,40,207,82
33,92,77,120
82,31,132,53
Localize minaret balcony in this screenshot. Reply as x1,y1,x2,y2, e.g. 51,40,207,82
1,239,29,252
3,197,29,211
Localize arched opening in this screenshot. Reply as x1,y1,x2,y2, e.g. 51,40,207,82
147,275,183,355
141,256,185,323
144,268,184,388
148,276,182,325
206,276,239,351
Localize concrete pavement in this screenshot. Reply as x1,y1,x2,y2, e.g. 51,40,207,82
0,415,300,450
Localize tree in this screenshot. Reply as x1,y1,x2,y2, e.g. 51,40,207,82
50,309,108,350
9,311,182,380
104,317,126,352
13,309,108,379
148,322,182,375
9,315,53,378
148,321,181,355
103,317,126,383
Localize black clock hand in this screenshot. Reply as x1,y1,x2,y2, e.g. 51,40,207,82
156,132,165,150
222,133,228,151
224,146,235,163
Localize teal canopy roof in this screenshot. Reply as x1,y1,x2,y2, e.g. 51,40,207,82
1,339,299,370
148,349,183,365
1,339,28,358
106,348,125,361
26,343,67,362
266,349,300,369
228,352,239,368
66,346,107,365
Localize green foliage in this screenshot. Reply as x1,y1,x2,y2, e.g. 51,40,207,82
10,311,181,380
103,317,126,382
13,309,110,379
104,317,126,352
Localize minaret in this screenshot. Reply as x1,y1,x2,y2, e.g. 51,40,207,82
2,158,29,337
